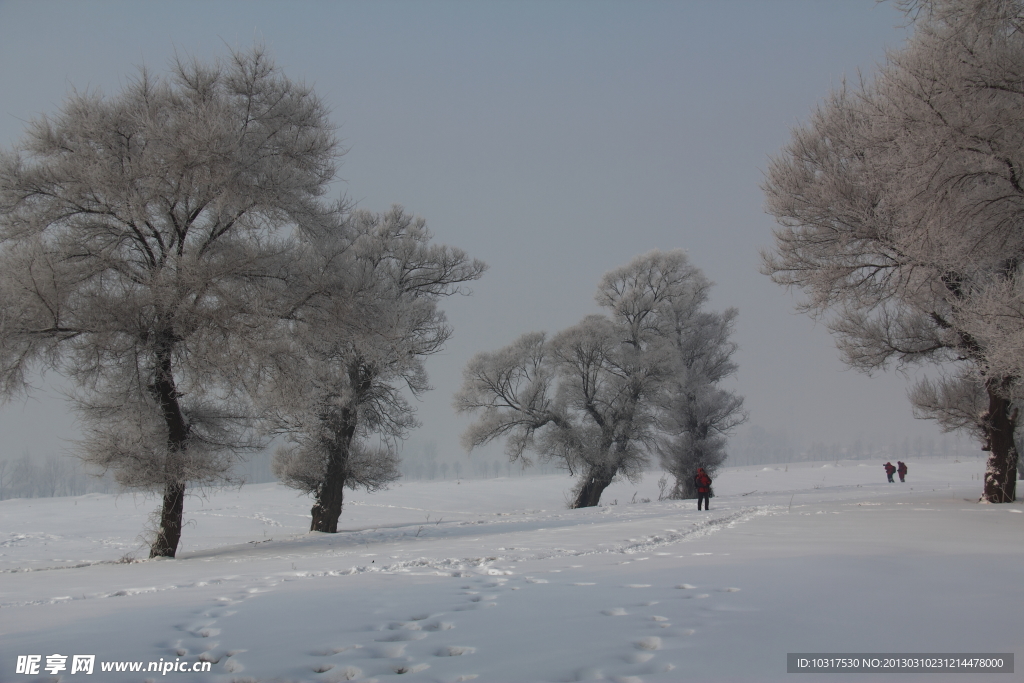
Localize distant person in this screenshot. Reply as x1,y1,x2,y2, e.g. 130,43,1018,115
884,461,896,483
897,461,908,483
694,467,712,510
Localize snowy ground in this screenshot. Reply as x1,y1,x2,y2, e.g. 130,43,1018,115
2,457,1022,683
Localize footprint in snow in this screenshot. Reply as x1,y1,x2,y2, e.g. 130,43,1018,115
321,665,362,682
176,619,214,633
393,662,430,674
660,628,694,637
453,602,490,611
376,631,428,642
436,645,475,657
387,620,423,631
164,638,189,656
311,644,358,656
635,636,662,651
222,656,244,673
198,645,234,665
423,621,454,631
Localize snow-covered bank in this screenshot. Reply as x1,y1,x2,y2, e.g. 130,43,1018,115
2,457,1021,682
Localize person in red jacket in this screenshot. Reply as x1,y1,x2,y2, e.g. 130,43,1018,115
897,461,908,483
884,461,896,483
694,467,712,510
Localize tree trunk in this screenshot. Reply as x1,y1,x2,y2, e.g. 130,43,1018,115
309,405,358,533
670,475,697,500
310,451,348,533
572,464,617,508
150,481,186,558
149,342,191,558
310,363,376,532
982,378,1018,503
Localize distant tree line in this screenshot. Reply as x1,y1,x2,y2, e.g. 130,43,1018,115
726,426,986,467
0,454,117,500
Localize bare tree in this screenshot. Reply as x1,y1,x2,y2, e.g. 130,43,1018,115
269,207,485,532
0,47,342,555
762,0,1024,502
456,250,743,507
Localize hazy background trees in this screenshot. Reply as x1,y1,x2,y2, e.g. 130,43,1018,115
762,0,1024,502
455,250,744,507
0,428,990,503
0,452,116,500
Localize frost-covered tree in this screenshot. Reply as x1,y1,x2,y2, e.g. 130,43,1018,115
762,0,1024,502
0,47,341,555
455,250,743,507
269,207,485,532
655,283,746,498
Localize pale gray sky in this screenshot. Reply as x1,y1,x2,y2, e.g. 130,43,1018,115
0,0,952,465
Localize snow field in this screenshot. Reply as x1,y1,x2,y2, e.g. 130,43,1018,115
1,457,1022,682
